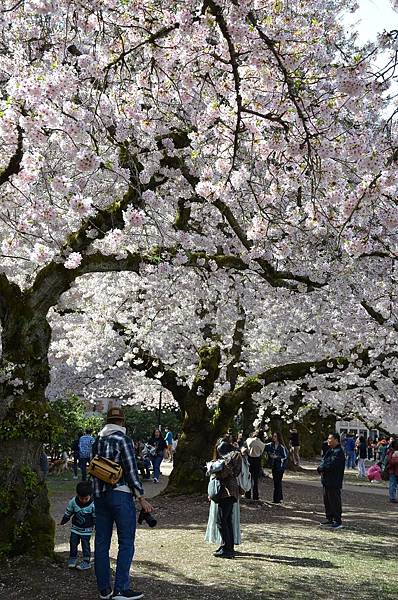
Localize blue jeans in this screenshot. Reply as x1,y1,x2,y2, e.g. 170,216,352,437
94,491,136,593
151,455,163,480
389,474,397,500
70,532,91,560
346,451,356,469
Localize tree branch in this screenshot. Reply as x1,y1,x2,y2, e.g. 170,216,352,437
0,273,22,323
113,323,189,407
0,126,23,187
225,307,246,391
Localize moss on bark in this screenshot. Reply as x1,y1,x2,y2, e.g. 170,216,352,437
0,440,55,558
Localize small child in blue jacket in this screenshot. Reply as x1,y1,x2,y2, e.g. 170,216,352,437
60,481,95,570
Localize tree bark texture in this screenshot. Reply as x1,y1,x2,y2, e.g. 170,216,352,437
0,302,55,558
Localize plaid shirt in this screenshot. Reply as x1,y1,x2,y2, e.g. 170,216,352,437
91,430,144,498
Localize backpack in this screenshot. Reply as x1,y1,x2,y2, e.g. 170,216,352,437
237,454,251,492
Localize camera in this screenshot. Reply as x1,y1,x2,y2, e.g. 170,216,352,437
137,508,157,528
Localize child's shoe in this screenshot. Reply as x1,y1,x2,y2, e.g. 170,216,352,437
68,558,78,568
76,560,92,570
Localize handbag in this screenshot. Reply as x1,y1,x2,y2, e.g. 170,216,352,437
88,455,123,484
208,476,225,503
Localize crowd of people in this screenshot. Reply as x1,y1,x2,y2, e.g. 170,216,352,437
67,426,177,484
338,431,398,502
54,413,397,599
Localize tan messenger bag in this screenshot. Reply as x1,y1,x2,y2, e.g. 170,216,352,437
88,455,123,485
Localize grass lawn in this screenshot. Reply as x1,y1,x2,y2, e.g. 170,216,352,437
1,470,397,600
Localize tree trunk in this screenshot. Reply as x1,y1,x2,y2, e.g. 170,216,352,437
0,303,55,558
166,395,224,494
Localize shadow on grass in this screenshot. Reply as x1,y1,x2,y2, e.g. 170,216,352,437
235,553,338,568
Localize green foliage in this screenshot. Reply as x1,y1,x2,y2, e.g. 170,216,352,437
123,406,181,441
49,395,104,450
0,398,54,442
20,466,39,492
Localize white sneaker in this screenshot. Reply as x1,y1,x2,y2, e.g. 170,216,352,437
113,591,144,599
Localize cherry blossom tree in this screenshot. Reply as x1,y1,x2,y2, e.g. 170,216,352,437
0,0,397,556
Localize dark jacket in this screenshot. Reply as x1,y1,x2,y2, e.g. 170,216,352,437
318,445,345,489
265,442,288,472
387,448,398,476
217,451,242,502
147,437,167,457
357,440,367,459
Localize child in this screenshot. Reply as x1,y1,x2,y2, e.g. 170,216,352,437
60,481,95,570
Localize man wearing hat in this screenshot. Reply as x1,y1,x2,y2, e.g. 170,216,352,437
92,406,153,600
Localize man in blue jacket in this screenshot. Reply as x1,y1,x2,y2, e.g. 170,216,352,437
344,434,356,469
317,432,345,529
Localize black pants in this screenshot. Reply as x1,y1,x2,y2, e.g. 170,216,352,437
70,532,91,560
245,456,262,500
217,497,235,552
79,457,90,481
323,486,342,524
272,468,284,503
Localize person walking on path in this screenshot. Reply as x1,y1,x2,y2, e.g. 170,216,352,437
377,437,388,463
72,431,83,480
317,432,345,529
147,428,167,483
60,480,95,571
367,436,373,460
356,435,367,478
91,407,153,600
211,439,242,559
243,430,265,501
79,428,95,481
164,427,174,462
265,432,288,504
386,439,398,504
345,434,356,470
289,428,300,466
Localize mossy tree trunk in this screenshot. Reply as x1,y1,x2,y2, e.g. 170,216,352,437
0,293,54,558
166,394,216,494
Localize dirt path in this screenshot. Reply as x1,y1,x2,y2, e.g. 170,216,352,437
1,463,397,600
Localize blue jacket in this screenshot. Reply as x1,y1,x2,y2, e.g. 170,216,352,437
345,437,355,452
318,445,345,489
265,442,288,471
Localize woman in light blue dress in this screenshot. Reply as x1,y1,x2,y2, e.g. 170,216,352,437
204,499,241,546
